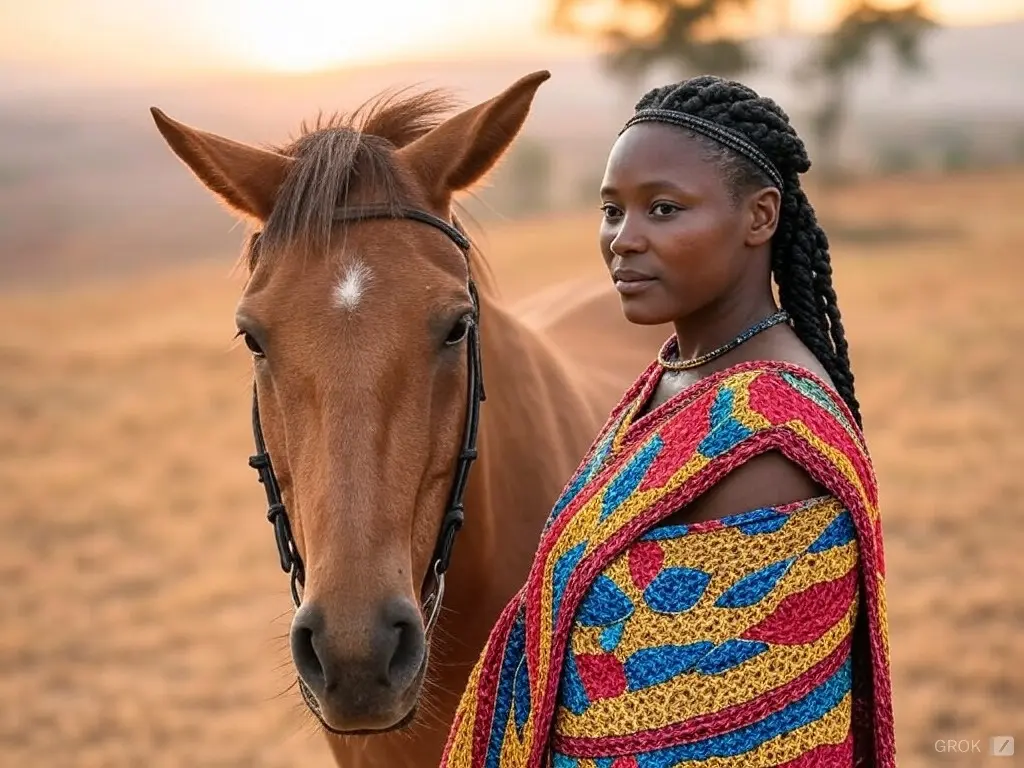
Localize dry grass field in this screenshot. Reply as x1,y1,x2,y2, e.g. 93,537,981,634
2,168,1022,766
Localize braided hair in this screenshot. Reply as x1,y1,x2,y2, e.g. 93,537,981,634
632,75,862,428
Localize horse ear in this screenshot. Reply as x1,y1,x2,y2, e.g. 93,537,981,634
396,70,551,204
149,107,294,221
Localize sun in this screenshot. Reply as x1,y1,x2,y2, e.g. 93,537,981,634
207,0,451,73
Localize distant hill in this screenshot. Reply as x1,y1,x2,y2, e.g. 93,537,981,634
1,20,1021,289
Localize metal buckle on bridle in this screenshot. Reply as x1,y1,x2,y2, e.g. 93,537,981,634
246,204,485,630
420,561,446,635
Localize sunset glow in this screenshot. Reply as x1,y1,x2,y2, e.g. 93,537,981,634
207,0,462,72
0,0,1019,79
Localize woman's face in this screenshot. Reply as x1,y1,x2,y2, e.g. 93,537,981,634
598,122,776,327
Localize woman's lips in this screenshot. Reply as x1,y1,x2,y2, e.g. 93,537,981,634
612,267,657,295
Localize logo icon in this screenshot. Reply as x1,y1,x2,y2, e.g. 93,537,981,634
991,736,1014,757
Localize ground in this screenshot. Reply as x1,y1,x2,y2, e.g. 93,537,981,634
1,169,1022,766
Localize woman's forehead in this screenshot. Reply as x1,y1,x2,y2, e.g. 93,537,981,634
604,124,721,188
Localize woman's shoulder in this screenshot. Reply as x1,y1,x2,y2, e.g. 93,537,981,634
696,357,859,436
651,358,871,527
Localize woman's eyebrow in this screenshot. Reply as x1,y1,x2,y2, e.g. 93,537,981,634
602,178,691,197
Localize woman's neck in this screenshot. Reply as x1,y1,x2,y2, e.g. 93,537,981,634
671,287,780,363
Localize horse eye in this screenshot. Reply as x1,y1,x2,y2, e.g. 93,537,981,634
444,314,473,347
241,331,265,357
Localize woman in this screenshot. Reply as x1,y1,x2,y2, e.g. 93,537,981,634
440,76,894,768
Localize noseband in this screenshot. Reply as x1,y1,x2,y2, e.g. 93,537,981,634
246,204,486,639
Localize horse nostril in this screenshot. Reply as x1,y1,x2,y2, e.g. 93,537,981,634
291,607,326,694
388,619,415,682
381,599,425,690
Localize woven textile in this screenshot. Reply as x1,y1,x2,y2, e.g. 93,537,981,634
439,359,893,768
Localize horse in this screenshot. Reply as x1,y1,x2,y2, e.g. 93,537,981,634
149,70,664,767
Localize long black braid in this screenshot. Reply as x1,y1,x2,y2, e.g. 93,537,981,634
634,75,862,428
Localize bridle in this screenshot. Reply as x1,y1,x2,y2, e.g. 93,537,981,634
245,204,486,639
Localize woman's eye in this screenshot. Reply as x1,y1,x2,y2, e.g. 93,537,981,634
445,315,473,347
600,203,622,219
651,202,680,217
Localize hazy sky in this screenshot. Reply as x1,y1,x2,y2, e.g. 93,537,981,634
1,0,1021,80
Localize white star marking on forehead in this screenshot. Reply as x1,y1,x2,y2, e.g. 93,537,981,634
333,258,373,311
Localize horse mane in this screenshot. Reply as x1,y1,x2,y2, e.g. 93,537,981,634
243,86,498,297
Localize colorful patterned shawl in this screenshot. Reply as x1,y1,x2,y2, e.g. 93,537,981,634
440,359,894,768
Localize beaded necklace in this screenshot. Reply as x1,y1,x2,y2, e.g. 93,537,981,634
657,309,790,371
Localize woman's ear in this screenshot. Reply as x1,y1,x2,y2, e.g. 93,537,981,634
745,187,781,248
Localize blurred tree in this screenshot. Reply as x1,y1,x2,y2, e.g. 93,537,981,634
548,0,938,189
933,124,972,171
797,1,937,182
551,0,759,82
497,137,554,216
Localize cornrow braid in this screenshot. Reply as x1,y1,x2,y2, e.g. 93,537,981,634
633,75,862,428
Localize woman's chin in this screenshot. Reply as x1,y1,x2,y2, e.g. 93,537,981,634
618,297,673,327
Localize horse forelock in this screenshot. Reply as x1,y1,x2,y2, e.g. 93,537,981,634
240,85,499,291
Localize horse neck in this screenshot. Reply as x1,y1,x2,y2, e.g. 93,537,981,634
437,276,607,657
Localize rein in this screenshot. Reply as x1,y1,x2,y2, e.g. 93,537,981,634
246,204,486,638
